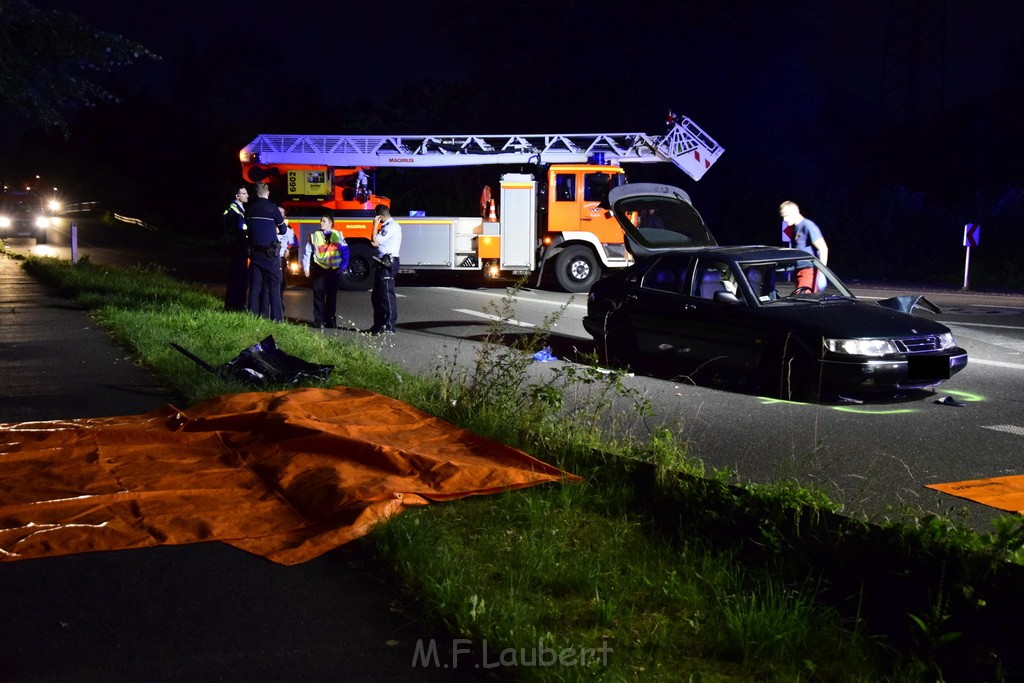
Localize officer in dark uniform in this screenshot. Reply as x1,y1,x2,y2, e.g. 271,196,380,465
245,182,288,322
223,186,249,311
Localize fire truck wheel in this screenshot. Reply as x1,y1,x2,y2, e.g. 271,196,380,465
340,242,376,291
554,245,600,293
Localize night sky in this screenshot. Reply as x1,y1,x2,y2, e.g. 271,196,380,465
6,0,1024,286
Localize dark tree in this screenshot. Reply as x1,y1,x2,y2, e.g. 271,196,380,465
0,0,157,134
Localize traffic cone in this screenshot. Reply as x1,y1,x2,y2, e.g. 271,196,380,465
487,199,497,222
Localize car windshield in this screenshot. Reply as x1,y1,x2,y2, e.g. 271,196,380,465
0,197,33,214
737,257,854,305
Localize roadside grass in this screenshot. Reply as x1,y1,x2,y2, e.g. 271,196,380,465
374,476,893,681
16,253,1024,680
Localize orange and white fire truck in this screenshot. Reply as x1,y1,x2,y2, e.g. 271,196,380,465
238,113,723,292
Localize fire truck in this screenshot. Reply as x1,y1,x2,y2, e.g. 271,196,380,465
238,113,723,292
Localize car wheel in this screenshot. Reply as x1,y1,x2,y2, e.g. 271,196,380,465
554,245,601,293
340,242,376,291
35,231,47,245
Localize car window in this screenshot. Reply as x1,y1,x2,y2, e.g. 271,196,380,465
641,256,693,294
555,174,576,201
614,196,715,249
583,173,612,204
737,258,853,304
691,259,739,301
0,197,31,213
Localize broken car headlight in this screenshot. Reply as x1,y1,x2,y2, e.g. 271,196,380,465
936,332,955,350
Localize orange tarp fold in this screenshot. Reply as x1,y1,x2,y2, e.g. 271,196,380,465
0,387,578,565
926,475,1024,514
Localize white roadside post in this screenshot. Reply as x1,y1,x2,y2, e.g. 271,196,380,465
962,223,980,290
71,222,78,263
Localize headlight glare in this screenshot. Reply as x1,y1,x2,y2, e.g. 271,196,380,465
825,338,898,356
936,332,955,350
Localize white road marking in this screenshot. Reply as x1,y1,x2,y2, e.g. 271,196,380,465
941,321,1024,330
967,358,1024,370
453,309,536,328
982,425,1024,437
439,287,587,310
940,322,1024,361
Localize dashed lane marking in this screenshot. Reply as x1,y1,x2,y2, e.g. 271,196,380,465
453,309,536,328
441,287,587,310
982,425,1024,437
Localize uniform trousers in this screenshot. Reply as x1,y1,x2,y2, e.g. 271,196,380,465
370,256,399,332
310,262,341,327
248,251,283,322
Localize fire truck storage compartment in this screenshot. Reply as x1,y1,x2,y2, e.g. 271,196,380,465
401,217,484,270
499,174,536,271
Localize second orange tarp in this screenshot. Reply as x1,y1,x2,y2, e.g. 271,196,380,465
926,475,1024,514
0,386,578,565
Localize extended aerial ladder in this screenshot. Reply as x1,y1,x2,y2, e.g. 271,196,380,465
239,113,723,292
240,113,723,180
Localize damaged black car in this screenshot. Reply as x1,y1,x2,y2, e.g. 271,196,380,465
582,183,968,401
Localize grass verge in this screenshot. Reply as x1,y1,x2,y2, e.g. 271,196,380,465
15,253,1024,681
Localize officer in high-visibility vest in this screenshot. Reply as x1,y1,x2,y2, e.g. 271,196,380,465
302,213,349,328
222,185,248,311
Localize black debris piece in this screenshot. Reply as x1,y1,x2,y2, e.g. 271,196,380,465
171,335,334,385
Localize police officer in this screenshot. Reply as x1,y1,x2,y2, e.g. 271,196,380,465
245,182,288,322
368,204,401,334
302,213,349,328
223,185,248,311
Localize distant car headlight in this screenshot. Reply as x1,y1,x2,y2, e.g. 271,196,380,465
0,216,10,228
936,332,955,350
824,338,899,356
35,216,51,228
47,199,61,212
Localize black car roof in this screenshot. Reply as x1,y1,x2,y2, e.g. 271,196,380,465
651,245,814,263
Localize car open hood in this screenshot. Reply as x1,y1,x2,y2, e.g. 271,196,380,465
608,183,717,258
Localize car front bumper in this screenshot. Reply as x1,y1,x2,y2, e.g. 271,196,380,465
820,348,968,392
0,219,47,238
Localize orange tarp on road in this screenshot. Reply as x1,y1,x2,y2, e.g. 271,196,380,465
926,475,1024,514
0,387,578,565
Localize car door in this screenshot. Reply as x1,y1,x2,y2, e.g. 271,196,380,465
673,258,765,374
617,255,700,372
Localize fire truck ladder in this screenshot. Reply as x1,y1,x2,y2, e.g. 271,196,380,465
240,115,724,181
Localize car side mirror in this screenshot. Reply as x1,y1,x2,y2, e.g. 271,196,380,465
713,291,742,305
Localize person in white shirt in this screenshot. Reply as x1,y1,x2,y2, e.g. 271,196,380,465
368,205,401,334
